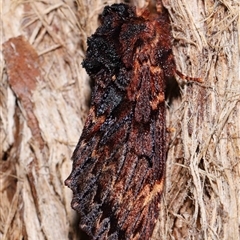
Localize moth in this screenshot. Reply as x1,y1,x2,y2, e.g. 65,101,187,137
65,2,201,240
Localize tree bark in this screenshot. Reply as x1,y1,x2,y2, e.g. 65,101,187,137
1,0,239,239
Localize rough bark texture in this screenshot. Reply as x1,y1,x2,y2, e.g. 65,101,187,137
1,0,239,240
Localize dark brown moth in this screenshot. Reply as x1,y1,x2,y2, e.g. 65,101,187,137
65,2,201,240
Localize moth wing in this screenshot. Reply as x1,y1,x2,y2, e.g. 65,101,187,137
65,3,174,239
65,81,166,239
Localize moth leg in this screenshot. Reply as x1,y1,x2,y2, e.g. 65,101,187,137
175,69,203,83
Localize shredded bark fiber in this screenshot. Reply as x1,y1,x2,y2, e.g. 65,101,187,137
1,0,239,239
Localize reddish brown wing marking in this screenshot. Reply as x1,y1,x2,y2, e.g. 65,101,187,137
65,3,176,239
